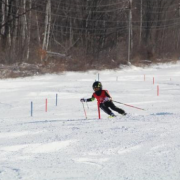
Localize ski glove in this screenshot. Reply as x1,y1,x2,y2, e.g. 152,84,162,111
80,98,87,102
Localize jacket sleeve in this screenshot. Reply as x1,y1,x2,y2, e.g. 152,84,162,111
86,95,95,102
105,90,111,98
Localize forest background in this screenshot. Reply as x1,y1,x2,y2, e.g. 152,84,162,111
0,0,180,77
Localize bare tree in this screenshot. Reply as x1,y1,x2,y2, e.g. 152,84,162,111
42,0,51,51
0,0,180,70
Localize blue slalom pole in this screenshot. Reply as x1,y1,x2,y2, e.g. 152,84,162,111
31,101,33,117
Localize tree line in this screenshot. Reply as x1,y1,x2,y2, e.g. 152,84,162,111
0,0,179,70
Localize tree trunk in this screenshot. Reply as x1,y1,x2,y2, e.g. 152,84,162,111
42,0,51,51
26,0,32,60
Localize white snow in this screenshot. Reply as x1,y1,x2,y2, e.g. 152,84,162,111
0,62,180,180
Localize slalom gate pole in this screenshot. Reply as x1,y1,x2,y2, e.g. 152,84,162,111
56,94,58,106
112,100,145,111
31,101,33,117
81,102,87,119
45,99,47,112
97,101,101,119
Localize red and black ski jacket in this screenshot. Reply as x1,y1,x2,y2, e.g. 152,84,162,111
86,90,111,103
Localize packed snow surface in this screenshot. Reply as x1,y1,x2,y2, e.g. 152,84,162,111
0,62,180,180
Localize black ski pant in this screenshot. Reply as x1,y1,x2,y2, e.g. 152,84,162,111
99,101,125,115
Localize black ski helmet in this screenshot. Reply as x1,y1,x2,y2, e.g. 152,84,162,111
92,81,102,90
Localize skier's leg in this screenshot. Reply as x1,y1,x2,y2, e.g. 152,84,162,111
100,103,115,116
105,101,126,115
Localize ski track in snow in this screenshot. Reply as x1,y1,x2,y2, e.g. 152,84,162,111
0,63,180,180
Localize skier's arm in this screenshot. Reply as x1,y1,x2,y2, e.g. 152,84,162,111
86,96,95,102
80,95,95,102
105,90,112,99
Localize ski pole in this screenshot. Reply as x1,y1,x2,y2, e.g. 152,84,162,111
86,101,89,109
81,102,87,119
112,100,145,111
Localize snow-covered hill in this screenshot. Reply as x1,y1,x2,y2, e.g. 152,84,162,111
0,63,180,180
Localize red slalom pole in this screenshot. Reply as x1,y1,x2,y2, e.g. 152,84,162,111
97,101,101,119
113,100,145,111
157,85,159,96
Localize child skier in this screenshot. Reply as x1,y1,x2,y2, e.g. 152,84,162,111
80,81,127,117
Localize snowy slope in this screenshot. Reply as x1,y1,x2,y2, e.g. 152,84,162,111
0,62,180,180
